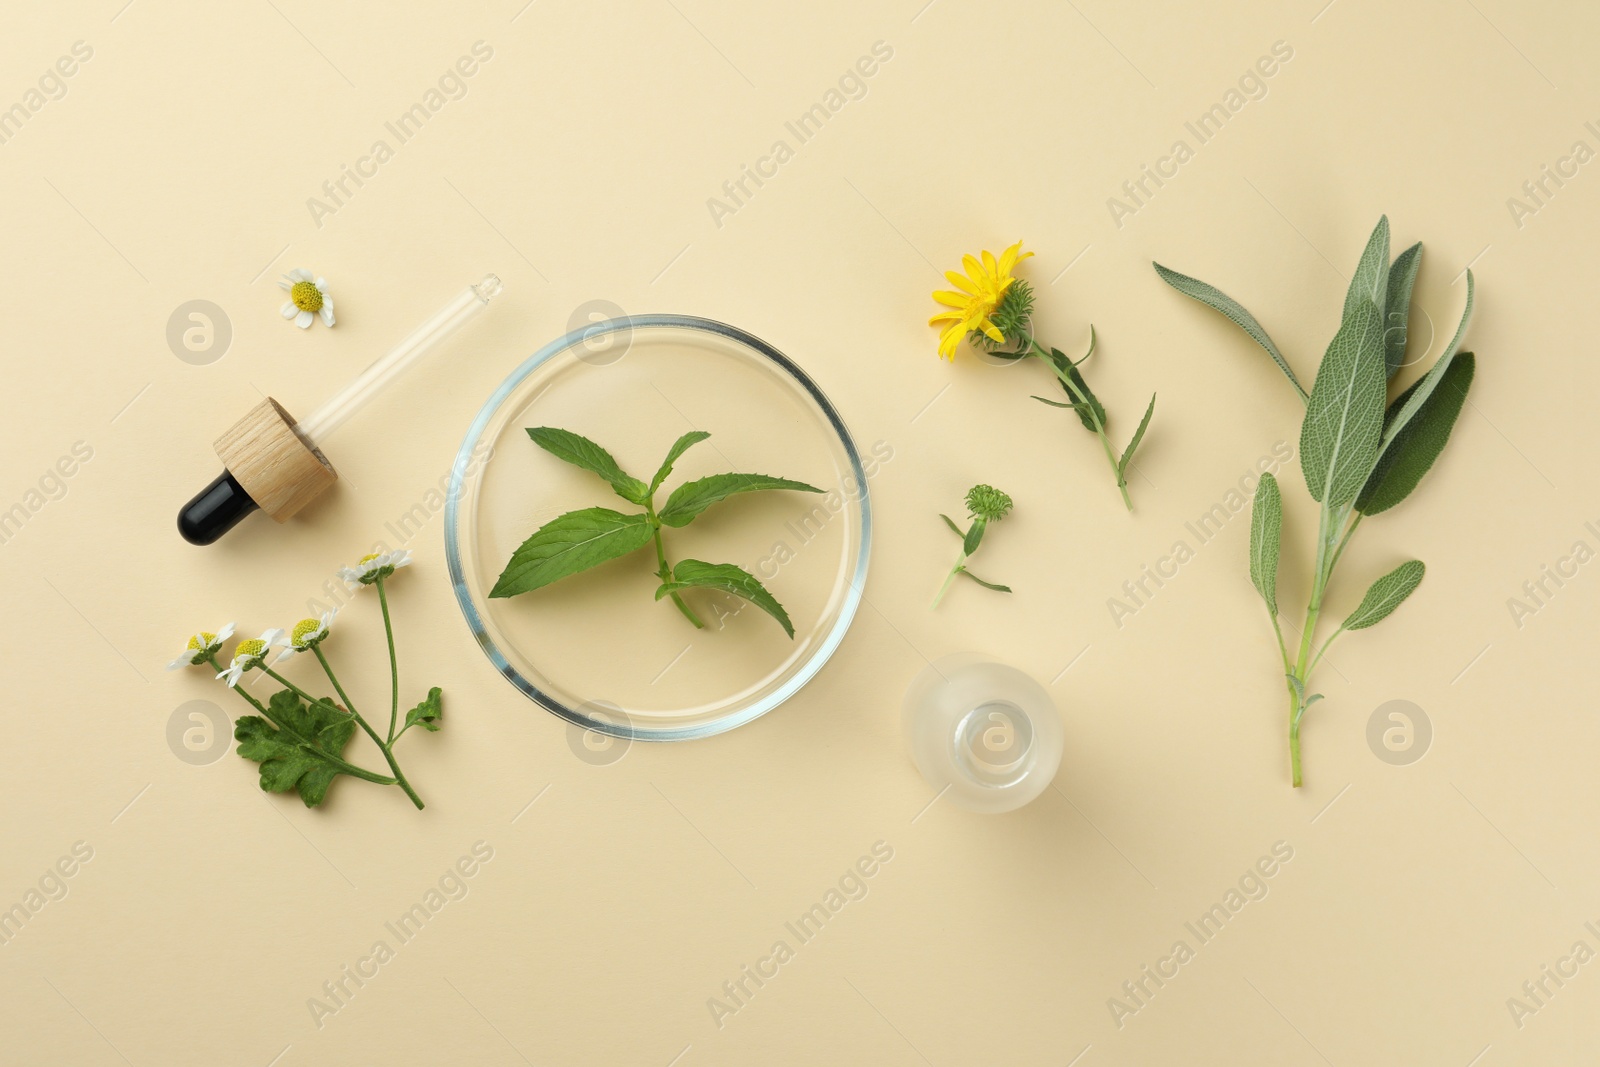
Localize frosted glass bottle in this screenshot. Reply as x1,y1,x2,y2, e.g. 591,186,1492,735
902,654,1064,813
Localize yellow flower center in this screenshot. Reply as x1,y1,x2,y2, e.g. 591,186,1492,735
236,638,266,660
359,553,382,564
291,280,323,312
291,618,322,647
187,631,216,651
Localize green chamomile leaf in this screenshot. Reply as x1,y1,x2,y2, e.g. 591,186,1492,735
404,687,443,733
1384,241,1423,379
649,430,712,496
1119,394,1157,476
658,473,823,528
1356,353,1474,516
1343,215,1391,324
1343,560,1425,630
527,426,649,505
490,507,654,598
1378,270,1474,452
1249,472,1282,616
962,516,987,556
1153,261,1307,400
940,513,965,538
657,559,796,637
234,689,357,808
1050,349,1107,433
960,570,1011,593
1299,298,1386,506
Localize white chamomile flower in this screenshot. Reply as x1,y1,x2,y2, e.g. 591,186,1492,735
166,622,236,670
278,268,335,329
276,609,338,663
339,549,413,587
217,628,287,687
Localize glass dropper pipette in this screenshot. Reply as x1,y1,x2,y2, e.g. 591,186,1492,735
178,274,502,545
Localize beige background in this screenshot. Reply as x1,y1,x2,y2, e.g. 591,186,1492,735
2,0,1596,1063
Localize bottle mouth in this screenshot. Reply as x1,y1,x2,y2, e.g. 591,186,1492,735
954,700,1035,785
472,274,504,303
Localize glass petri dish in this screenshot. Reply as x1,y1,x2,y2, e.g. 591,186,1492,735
445,315,872,741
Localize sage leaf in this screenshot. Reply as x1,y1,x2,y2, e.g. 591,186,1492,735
1153,261,1307,400
490,507,654,598
649,430,712,496
659,473,822,528
404,687,443,733
1119,394,1157,476
1384,241,1423,378
1051,348,1107,433
1249,472,1282,616
235,689,358,807
1356,353,1474,516
527,427,649,505
1343,560,1425,630
961,570,1012,592
657,559,795,637
1379,270,1475,451
1299,298,1386,507
1343,215,1390,323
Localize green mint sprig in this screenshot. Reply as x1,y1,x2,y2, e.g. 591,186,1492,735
932,484,1014,608
1156,215,1476,787
490,427,822,637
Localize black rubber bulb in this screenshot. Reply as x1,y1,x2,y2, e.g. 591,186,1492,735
177,470,259,545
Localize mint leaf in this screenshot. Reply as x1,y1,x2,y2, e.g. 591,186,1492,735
1299,298,1386,506
1343,560,1425,630
1384,241,1423,379
649,431,712,496
1249,472,1282,616
404,687,443,733
1357,353,1474,516
658,473,822,528
490,507,654,597
657,559,796,637
1153,261,1306,400
1343,215,1390,324
235,689,357,807
1378,270,1474,452
527,427,649,505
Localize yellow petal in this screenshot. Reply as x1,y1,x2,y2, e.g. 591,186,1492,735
932,290,973,308
981,320,1005,344
961,254,984,282
999,240,1025,276
981,249,999,279
945,271,977,294
929,310,965,325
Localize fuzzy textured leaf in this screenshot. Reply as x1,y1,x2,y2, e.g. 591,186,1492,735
234,689,357,807
1299,299,1386,506
1343,216,1391,323
1379,271,1475,451
527,427,648,505
1357,353,1474,515
1249,472,1282,616
657,559,796,637
490,507,653,597
658,473,822,528
1152,261,1307,400
649,430,712,495
404,687,443,733
1384,241,1423,378
1343,560,1425,630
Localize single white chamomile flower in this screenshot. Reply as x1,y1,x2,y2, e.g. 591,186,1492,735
276,609,338,663
339,548,413,587
278,268,335,329
166,622,236,670
217,628,287,687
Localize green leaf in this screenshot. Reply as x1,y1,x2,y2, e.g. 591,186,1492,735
1379,270,1475,452
1343,215,1390,324
1031,395,1074,409
1384,241,1423,379
1153,261,1307,400
1050,349,1107,433
962,516,987,556
1118,394,1156,476
656,559,796,637
490,507,654,597
234,689,358,808
960,570,1012,593
1357,353,1474,515
649,430,712,496
658,473,823,528
1299,298,1386,506
526,427,649,505
1249,472,1282,616
1343,560,1425,630
940,513,965,538
404,687,443,733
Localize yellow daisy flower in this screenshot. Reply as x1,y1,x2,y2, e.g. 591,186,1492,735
928,241,1033,359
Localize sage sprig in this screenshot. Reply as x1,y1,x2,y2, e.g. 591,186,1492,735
490,427,822,637
1156,216,1476,787
932,484,1014,608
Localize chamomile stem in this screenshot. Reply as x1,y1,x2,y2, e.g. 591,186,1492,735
646,505,704,629
310,648,424,810
221,658,398,787
1030,342,1132,511
932,553,967,608
376,578,400,744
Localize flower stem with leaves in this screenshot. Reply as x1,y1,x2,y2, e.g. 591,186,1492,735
933,485,1014,608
